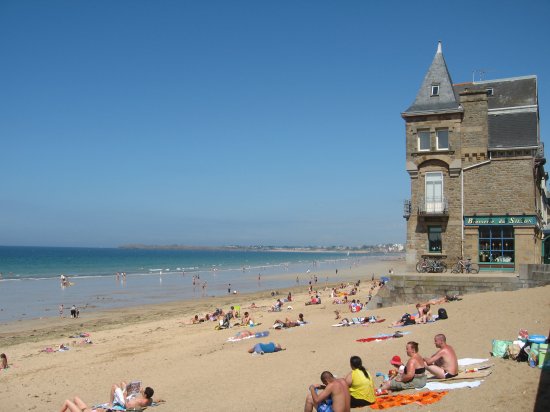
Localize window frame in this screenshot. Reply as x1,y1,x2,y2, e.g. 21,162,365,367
417,130,431,152
431,84,440,96
436,128,449,151
428,226,442,253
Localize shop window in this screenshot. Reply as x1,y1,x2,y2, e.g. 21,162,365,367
479,226,514,268
428,226,442,252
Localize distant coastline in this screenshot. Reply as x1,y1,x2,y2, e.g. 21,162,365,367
118,243,405,254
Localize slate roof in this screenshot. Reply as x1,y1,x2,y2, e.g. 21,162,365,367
453,76,539,149
403,42,462,116
453,76,537,110
488,112,539,149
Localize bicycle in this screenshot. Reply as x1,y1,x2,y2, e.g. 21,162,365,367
451,257,479,274
416,257,447,273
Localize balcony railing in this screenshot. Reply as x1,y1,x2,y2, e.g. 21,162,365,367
417,196,448,216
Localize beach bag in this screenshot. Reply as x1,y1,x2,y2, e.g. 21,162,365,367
437,308,448,320
492,339,513,358
401,313,415,326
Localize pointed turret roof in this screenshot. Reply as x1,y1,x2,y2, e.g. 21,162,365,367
402,42,462,116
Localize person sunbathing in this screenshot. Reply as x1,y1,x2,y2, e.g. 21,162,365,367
60,396,93,412
380,341,426,391
304,371,351,412
109,381,154,409
423,334,458,379
273,313,305,328
415,304,432,323
247,342,285,354
305,295,321,305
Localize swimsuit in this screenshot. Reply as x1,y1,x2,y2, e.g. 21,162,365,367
444,371,458,379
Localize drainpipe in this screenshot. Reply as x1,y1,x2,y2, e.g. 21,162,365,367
461,155,492,258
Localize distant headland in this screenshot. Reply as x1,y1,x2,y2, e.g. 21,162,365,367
118,243,405,253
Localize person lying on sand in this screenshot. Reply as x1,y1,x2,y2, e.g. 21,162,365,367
273,313,305,328
304,370,351,412
109,381,154,410
423,334,458,379
248,342,285,354
305,295,321,305
60,396,93,412
380,341,426,391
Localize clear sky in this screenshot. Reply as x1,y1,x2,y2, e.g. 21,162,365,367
1,0,549,248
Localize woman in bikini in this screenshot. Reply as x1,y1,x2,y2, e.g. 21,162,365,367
380,341,427,391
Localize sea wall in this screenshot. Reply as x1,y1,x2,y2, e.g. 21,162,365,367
370,264,550,308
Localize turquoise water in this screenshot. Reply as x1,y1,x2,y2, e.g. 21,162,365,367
0,246,385,322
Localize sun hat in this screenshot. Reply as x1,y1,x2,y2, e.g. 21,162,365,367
390,355,402,366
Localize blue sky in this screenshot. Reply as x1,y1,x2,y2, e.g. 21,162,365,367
1,0,549,247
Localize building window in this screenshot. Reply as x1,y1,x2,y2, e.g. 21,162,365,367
425,172,443,213
428,226,442,252
436,129,449,150
418,130,430,151
486,88,494,96
431,84,440,96
479,226,514,270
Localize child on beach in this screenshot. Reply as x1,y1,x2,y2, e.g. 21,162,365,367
0,353,8,370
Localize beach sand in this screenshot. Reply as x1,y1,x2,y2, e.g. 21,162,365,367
1,257,548,411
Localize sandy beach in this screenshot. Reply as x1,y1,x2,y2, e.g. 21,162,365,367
1,257,548,411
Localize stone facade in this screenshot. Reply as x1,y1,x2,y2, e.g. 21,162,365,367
402,44,547,272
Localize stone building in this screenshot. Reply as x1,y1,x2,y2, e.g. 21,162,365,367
402,42,548,272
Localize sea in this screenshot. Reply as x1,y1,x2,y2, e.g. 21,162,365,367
0,246,390,323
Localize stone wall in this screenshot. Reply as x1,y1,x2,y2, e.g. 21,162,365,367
369,265,550,308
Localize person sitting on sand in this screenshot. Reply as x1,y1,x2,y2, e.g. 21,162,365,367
305,295,321,305
380,341,426,391
247,342,285,354
241,311,255,326
249,302,258,309
423,334,458,379
269,299,283,312
345,356,376,408
304,370,351,412
109,381,154,410
0,353,8,370
415,304,432,324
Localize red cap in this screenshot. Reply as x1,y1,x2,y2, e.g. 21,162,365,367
390,355,402,366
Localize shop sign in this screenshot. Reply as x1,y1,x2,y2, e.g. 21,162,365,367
464,215,537,226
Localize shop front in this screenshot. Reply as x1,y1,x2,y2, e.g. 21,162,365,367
464,215,538,271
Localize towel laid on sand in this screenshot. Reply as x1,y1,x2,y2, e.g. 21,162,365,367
458,358,489,366
369,391,448,410
422,380,482,390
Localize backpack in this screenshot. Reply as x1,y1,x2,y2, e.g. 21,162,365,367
401,313,416,326
437,308,448,320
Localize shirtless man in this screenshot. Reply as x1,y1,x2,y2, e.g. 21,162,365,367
304,371,351,412
110,381,154,409
423,334,458,379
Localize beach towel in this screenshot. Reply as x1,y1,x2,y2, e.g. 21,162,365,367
422,380,482,390
458,358,489,366
356,331,410,343
370,391,448,409
227,331,269,342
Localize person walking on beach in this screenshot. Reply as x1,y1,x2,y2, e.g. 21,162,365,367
228,283,231,294
304,370,351,412
59,304,64,318
202,281,207,297
423,334,458,379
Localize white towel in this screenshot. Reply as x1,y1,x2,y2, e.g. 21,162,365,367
458,358,489,366
421,380,482,391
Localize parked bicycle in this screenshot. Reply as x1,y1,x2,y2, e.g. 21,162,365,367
451,257,479,274
416,257,447,273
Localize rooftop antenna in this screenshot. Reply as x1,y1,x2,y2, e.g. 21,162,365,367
472,69,492,83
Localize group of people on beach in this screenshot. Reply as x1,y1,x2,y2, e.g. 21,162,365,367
306,334,458,411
